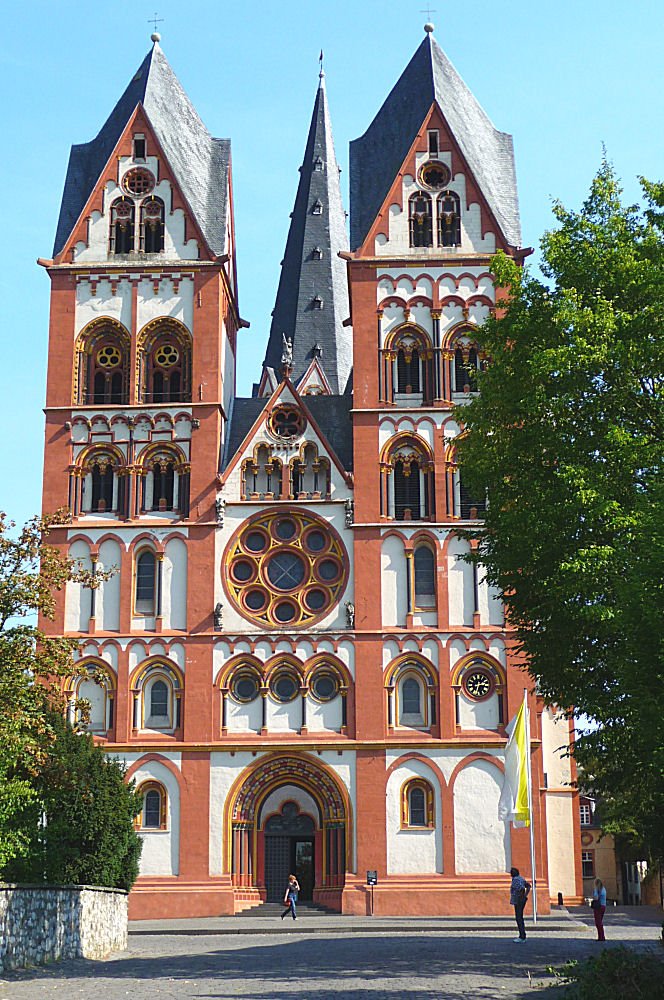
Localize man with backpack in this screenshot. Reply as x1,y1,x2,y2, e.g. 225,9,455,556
509,866,531,942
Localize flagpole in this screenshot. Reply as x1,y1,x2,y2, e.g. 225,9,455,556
524,687,537,924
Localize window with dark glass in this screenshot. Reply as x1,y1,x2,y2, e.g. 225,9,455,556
150,340,182,403
409,786,426,826
152,462,175,510
109,197,135,254
143,789,161,828
140,197,165,253
394,460,421,520
396,349,421,393
150,679,169,718
459,472,486,519
91,462,114,513
437,190,461,246
402,677,421,715
414,546,435,606
409,193,433,248
135,550,156,614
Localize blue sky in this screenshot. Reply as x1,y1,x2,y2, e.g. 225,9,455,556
1,0,662,527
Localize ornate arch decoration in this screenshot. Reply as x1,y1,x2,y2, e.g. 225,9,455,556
73,317,131,406
136,441,188,471
384,652,437,689
125,752,188,791
225,750,350,832
242,443,283,501
130,656,185,691
137,317,193,404
380,432,434,470
216,653,265,689
75,442,125,471
263,653,305,684
65,657,117,697
384,322,433,353
303,652,351,688
441,321,483,352
451,651,506,690
289,441,331,500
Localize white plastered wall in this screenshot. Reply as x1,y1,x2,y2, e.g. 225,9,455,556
453,758,511,873
130,758,181,877
541,707,578,899
386,759,442,874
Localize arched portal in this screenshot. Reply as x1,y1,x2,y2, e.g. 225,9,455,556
225,753,350,904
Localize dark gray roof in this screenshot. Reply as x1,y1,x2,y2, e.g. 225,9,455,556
349,31,521,251
260,75,352,395
53,43,230,258
222,393,353,473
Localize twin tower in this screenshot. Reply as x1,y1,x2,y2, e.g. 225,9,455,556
39,28,582,916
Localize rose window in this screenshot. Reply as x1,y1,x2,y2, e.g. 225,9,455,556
155,344,179,368
122,167,155,195
224,510,347,627
269,406,305,439
97,345,122,368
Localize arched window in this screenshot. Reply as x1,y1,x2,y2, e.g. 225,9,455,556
150,679,169,718
242,445,282,500
91,462,114,513
383,438,435,522
458,469,487,519
152,460,175,510
138,320,192,404
394,458,422,520
134,549,157,615
291,443,331,500
402,677,421,715
413,545,436,608
401,779,435,828
409,193,433,247
396,348,421,393
437,191,461,247
109,197,135,254
140,197,165,253
454,346,481,392
136,781,167,830
74,320,130,406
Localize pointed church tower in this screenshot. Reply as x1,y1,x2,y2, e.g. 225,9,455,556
258,71,352,396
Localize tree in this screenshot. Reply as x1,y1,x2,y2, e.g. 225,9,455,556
0,511,112,869
4,714,142,890
455,162,664,857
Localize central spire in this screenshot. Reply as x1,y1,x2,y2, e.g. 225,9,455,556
258,70,352,396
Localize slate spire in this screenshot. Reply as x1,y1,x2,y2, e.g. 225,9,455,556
53,42,230,258
260,73,352,395
349,28,521,251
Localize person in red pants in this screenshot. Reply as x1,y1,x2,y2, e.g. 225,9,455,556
592,877,607,940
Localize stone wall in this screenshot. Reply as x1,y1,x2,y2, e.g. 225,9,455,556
0,884,128,971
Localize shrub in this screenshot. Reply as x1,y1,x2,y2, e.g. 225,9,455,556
550,947,664,999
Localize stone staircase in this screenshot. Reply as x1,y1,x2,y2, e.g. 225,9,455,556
236,900,339,918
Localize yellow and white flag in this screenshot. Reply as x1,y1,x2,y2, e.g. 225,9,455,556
498,697,530,828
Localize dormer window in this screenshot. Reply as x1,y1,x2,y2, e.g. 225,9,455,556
313,157,324,171
312,295,323,310
312,200,323,215
133,135,146,161
427,130,439,157
312,247,323,260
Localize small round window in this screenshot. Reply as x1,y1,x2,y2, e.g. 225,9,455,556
269,406,305,439
419,161,451,189
232,674,260,703
97,345,122,368
155,344,179,368
311,672,338,702
271,673,299,702
123,167,155,195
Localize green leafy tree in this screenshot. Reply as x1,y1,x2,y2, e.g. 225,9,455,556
0,511,114,869
456,162,664,857
4,714,142,890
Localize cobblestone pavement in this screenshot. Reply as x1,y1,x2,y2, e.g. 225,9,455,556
1,911,661,1000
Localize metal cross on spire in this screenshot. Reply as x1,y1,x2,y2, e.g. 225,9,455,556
148,11,164,37
319,49,324,78
420,5,436,23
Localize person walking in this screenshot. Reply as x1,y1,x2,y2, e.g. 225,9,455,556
509,866,531,942
592,877,607,941
280,874,300,921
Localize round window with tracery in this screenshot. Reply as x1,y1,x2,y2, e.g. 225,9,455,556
223,509,348,628
155,344,179,368
269,406,305,439
123,167,155,195
96,345,122,368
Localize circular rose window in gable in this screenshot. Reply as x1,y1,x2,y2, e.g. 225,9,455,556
223,509,348,628
122,167,155,196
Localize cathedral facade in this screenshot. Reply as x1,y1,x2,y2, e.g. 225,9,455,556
39,27,583,917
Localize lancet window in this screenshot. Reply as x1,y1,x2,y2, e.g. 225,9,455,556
140,197,165,253
109,197,135,254
437,190,461,246
409,193,433,248
413,543,436,608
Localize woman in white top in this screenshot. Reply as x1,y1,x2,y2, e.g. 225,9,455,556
592,877,607,940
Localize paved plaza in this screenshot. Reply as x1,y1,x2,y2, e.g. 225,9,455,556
1,908,662,1000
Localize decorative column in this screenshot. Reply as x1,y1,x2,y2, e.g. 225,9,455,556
88,554,98,634
431,310,442,402
377,309,384,402
221,685,228,735
300,687,308,734
260,686,269,735
155,552,164,632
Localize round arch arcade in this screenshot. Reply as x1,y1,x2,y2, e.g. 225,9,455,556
224,753,350,906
